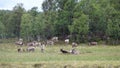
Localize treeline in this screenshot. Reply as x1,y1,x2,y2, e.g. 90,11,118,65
0,0,120,44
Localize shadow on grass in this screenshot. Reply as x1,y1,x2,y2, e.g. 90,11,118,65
34,63,43,68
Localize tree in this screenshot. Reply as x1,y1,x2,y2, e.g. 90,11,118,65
0,21,5,39
106,4,120,44
0,10,16,38
69,13,89,43
21,13,33,41
21,8,45,41
42,0,58,39
54,0,76,38
35,13,46,40
12,3,25,38
28,7,39,17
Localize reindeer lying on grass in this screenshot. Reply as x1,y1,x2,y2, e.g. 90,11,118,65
60,48,79,55
60,49,70,54
72,42,78,47
15,39,24,46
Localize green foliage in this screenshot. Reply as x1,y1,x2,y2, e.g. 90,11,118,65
42,0,58,38
28,7,39,17
21,12,45,41
21,13,33,40
0,21,5,38
12,3,25,38
0,0,120,44
69,13,89,43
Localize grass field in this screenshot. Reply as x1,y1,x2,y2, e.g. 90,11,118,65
0,43,120,68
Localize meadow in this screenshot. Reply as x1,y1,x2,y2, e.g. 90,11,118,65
0,42,120,68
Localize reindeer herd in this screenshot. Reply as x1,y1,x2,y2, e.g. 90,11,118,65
15,37,97,55
16,39,46,53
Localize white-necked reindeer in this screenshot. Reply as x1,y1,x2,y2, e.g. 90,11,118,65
65,39,69,44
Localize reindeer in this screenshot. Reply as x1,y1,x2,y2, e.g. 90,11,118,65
70,48,79,55
17,48,22,52
89,42,97,45
17,48,25,52
65,39,69,44
51,37,58,42
27,46,35,52
72,42,78,48
15,38,24,46
27,42,34,46
46,40,54,46
60,49,70,54
27,41,40,47
40,42,45,53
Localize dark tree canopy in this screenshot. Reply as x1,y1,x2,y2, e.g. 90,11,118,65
0,0,120,44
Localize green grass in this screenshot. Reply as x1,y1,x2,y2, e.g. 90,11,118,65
0,43,120,68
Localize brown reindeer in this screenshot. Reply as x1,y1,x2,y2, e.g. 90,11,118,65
17,48,22,52
17,48,25,52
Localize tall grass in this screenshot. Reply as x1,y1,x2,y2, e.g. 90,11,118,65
0,43,120,68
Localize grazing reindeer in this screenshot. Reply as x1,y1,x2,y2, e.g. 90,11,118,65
89,42,97,45
27,46,35,52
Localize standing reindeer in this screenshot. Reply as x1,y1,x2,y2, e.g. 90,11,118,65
27,46,35,52
27,41,40,47
51,37,58,42
89,42,97,45
40,42,45,53
65,39,69,44
47,40,54,46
